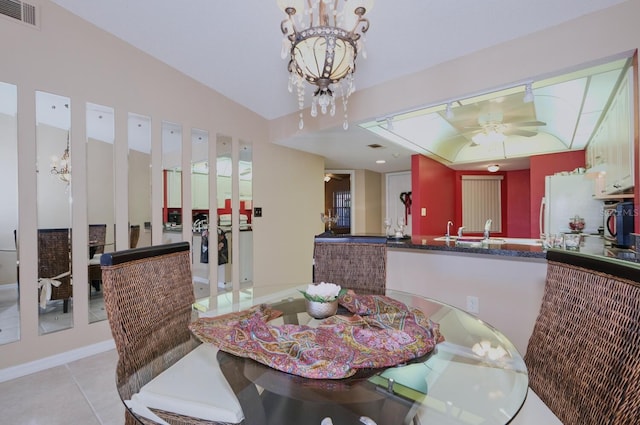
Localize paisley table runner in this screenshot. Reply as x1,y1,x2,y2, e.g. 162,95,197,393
189,292,444,379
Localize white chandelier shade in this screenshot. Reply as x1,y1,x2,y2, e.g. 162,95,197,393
278,0,373,130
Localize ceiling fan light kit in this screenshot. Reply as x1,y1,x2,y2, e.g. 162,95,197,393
278,0,373,130
523,82,534,103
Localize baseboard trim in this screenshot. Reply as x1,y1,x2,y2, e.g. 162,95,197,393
0,338,115,383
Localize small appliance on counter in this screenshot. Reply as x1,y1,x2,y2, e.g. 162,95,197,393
604,201,635,248
168,210,182,225
540,174,603,237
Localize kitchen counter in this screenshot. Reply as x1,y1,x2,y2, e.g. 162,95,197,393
316,234,546,259
387,235,546,259
316,233,639,264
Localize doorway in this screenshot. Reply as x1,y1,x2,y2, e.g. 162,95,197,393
386,172,413,236
324,172,351,234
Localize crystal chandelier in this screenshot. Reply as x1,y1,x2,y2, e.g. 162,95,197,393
50,132,71,183
278,0,373,130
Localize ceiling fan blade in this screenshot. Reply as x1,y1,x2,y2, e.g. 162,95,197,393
506,129,538,137
506,120,546,127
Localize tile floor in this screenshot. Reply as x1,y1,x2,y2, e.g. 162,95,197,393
0,348,125,425
0,283,107,345
0,280,251,424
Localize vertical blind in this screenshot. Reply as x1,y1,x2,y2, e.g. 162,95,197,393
461,175,503,232
334,190,351,228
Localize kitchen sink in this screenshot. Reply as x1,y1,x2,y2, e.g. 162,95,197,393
433,236,542,246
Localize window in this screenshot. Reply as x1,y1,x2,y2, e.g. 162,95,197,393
334,190,351,229
461,175,503,232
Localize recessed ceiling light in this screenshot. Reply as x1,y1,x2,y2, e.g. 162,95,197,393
376,160,386,164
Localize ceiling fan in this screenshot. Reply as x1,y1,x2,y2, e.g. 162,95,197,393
324,173,345,182
464,112,546,145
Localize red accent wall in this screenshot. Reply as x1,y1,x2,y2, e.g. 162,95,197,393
506,169,531,237
411,155,456,235
529,150,586,237
453,170,509,236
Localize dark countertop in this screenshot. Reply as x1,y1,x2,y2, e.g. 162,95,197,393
315,233,639,265
316,233,546,259
386,235,547,259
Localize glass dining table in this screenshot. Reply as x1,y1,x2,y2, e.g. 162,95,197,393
192,285,529,425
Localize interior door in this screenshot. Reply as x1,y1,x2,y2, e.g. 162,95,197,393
386,172,412,236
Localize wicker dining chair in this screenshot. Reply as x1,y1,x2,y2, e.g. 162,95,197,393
38,228,72,313
522,250,640,425
313,237,387,295
100,242,243,425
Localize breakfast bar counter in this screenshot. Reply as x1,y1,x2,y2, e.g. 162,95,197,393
315,233,546,260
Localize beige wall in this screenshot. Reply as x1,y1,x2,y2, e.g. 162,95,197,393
352,169,383,234
0,0,322,371
2,0,640,372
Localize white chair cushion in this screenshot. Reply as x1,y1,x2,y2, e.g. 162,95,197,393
134,343,244,423
509,387,562,425
89,254,102,265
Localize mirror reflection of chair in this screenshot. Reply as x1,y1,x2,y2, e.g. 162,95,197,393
100,242,243,424
129,224,140,249
38,228,72,313
88,224,107,292
13,229,19,293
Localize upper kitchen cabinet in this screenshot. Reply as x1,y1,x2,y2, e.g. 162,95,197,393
587,66,635,196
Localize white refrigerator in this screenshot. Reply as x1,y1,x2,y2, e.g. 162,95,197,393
539,174,603,237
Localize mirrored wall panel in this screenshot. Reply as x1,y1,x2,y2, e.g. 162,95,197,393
216,135,231,288
238,141,253,285
162,121,183,244
36,91,73,335
128,113,152,249
191,128,209,297
86,102,115,323
0,81,19,345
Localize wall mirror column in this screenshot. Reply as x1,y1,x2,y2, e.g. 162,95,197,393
128,113,152,249
86,103,115,323
191,128,209,296
36,91,73,335
162,121,183,244
0,81,19,345
238,142,253,286
216,135,231,289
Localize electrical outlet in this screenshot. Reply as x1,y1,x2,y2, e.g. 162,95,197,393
254,207,262,217
421,207,427,216
466,295,479,314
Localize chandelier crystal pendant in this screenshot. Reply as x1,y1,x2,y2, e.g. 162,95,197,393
50,132,71,183
278,0,373,130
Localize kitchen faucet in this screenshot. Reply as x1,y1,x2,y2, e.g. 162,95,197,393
446,221,454,238
457,226,465,238
484,219,492,240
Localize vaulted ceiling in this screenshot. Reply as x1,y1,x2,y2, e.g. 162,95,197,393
50,0,631,173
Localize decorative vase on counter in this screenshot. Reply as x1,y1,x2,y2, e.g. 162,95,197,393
305,299,339,319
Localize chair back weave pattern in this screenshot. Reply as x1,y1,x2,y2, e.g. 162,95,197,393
313,241,386,295
524,250,640,425
89,224,107,255
38,228,72,302
100,242,199,403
